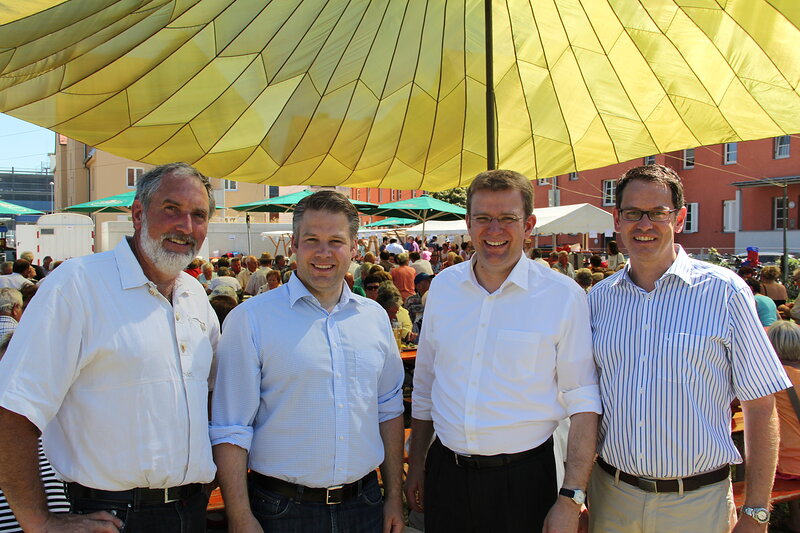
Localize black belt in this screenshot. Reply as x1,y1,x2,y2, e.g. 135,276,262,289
66,482,202,505
597,457,730,493
441,436,553,469
249,470,376,505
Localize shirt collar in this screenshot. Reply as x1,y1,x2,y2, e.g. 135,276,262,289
613,244,692,288
114,237,194,297
287,272,354,310
464,252,530,293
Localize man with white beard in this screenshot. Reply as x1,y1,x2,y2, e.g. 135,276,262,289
0,163,220,533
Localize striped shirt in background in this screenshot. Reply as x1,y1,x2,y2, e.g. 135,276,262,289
588,246,790,479
0,441,68,532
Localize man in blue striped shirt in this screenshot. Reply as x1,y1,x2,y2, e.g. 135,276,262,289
588,164,790,532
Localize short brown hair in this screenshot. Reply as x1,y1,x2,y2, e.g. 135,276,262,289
616,164,684,210
467,169,533,217
293,190,360,241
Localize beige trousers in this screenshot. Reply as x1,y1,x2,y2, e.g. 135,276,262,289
588,463,737,533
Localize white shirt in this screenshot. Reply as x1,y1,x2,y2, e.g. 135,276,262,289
236,268,253,288
412,254,601,455
386,242,404,255
208,275,241,292
411,260,434,276
210,275,405,487
0,273,33,290
0,238,220,490
589,246,790,478
245,267,271,295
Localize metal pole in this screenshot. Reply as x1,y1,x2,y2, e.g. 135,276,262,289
246,212,252,255
783,183,789,285
485,0,496,170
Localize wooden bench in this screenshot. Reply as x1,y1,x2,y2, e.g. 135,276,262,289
733,478,800,509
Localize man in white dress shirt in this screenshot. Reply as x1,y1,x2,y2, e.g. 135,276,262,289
0,163,220,533
405,169,601,533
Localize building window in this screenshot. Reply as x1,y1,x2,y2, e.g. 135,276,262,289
775,136,791,159
390,189,397,201
644,155,656,165
355,189,361,200
724,142,738,165
126,167,144,188
683,202,698,233
602,180,616,207
723,200,738,232
268,186,279,198
774,197,788,229
223,179,237,191
537,178,550,186
568,172,578,181
682,149,695,169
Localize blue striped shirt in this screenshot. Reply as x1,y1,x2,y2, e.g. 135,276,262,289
588,246,790,478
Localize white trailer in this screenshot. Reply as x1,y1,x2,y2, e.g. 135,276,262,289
14,213,94,265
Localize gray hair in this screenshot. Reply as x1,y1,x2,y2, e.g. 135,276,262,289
768,320,800,362
293,190,360,242
0,288,22,314
135,163,215,217
376,281,403,311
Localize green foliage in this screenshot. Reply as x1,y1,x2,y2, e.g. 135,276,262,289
787,256,800,301
704,247,733,270
429,187,467,208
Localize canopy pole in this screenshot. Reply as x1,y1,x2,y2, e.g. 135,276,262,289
485,0,496,170
246,212,252,255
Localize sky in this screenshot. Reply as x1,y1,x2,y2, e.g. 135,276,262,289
0,113,55,172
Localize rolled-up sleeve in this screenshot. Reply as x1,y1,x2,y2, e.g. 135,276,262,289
557,290,602,417
377,320,404,423
209,307,262,451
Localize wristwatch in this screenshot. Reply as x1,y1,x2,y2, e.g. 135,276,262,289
558,487,586,506
741,506,770,524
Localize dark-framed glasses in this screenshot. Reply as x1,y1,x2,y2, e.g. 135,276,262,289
619,208,679,222
469,214,523,226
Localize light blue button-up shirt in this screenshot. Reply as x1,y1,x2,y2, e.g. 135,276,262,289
210,274,404,488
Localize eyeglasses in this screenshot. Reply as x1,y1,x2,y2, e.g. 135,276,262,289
469,214,523,226
619,208,679,222
366,285,380,290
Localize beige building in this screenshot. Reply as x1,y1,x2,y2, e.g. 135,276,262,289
53,137,299,248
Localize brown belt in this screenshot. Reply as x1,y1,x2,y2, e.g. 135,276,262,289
597,457,730,493
249,470,376,505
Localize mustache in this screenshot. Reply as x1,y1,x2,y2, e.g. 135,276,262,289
161,233,197,248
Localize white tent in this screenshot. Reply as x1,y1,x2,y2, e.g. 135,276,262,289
404,203,614,237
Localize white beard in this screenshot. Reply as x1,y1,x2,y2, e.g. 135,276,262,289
139,217,197,278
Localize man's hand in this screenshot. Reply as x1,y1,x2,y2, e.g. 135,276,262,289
35,511,123,533
227,512,264,533
403,462,425,513
382,492,405,533
543,497,582,533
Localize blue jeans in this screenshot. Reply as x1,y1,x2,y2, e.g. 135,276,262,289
70,490,208,533
249,475,384,533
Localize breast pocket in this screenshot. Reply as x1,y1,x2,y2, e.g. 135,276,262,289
492,330,541,382
659,332,707,383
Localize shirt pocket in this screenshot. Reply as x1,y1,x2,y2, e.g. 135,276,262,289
492,330,541,382
659,332,707,383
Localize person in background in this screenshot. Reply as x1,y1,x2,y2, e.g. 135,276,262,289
237,255,257,289
345,272,365,296
409,251,433,276
769,320,800,532
390,253,416,301
575,268,593,294
0,289,22,344
244,253,273,296
363,274,384,301
530,248,550,267
605,240,625,270
184,258,202,278
41,256,53,275
19,253,45,282
207,266,242,296
760,265,789,306
197,261,216,290
737,266,756,281
0,261,33,291
377,281,414,343
257,269,283,295
554,251,575,279
747,278,779,328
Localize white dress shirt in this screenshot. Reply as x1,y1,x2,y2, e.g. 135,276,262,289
210,275,405,488
589,246,790,478
0,273,33,290
412,254,601,456
0,238,220,490
244,267,271,295
208,275,242,292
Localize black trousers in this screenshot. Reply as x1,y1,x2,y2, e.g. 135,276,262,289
424,437,557,533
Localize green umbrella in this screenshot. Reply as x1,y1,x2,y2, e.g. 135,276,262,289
366,195,466,238
231,190,377,254
362,217,418,228
66,191,225,214
0,200,44,216
65,191,136,214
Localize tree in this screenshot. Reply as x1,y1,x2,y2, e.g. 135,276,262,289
429,187,467,208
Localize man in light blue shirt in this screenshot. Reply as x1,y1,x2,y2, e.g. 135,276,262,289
211,190,406,533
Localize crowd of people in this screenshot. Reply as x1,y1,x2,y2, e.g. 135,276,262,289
0,161,795,533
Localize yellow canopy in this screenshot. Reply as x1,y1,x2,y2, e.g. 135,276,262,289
1,0,798,189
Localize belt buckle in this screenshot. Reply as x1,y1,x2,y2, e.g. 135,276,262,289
325,485,344,505
164,488,180,504
637,478,659,493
